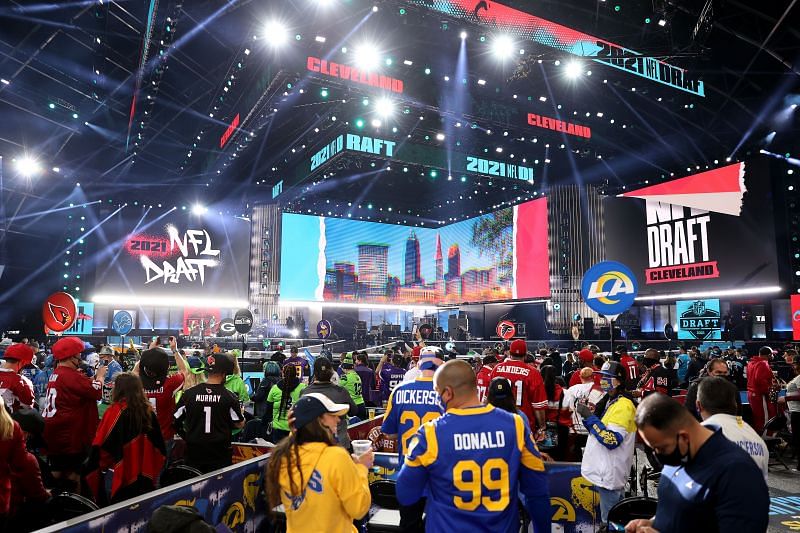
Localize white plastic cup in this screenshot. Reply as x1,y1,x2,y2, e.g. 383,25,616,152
352,439,372,457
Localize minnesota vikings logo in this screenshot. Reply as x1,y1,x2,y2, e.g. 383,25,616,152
47,302,71,326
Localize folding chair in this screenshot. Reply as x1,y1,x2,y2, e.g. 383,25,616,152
763,413,791,470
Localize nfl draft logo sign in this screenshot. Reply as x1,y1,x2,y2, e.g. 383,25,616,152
581,261,638,317
791,295,800,341
43,292,77,333
496,320,516,340
677,299,721,340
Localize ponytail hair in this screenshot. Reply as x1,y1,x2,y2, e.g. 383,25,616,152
278,364,300,418
265,416,336,511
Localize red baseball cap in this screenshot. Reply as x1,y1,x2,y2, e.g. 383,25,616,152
579,349,594,362
509,339,528,357
52,336,85,361
3,344,34,366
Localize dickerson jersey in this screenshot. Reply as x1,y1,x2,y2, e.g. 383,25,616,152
397,405,548,532
381,377,443,458
489,360,547,427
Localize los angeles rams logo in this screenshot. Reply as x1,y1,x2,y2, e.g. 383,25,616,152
581,261,638,316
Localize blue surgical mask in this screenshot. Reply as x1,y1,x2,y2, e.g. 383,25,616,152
438,388,451,411
600,377,615,393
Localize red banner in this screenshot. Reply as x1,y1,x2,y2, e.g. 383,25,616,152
792,295,800,341
347,415,396,453
645,261,720,284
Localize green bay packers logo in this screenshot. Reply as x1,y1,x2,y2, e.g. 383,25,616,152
581,261,638,316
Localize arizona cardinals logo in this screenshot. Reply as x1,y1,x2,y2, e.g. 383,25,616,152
48,302,71,326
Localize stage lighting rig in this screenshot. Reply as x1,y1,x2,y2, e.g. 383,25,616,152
375,97,395,117
14,156,41,177
565,60,582,79
354,44,380,71
264,20,289,46
491,35,515,60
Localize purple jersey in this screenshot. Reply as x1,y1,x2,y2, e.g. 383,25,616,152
284,356,310,379
379,364,406,402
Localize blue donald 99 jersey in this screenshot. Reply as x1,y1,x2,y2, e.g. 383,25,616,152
396,405,550,532
381,377,443,458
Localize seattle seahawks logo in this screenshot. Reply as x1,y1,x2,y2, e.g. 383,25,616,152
47,302,71,326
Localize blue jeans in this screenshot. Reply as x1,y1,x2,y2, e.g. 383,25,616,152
597,486,625,523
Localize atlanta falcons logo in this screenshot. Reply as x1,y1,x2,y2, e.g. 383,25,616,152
496,320,516,339
47,302,71,326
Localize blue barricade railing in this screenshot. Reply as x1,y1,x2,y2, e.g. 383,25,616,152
36,447,602,533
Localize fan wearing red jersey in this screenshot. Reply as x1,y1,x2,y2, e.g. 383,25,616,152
0,343,36,412
42,336,106,492
133,336,186,463
489,339,547,432
475,354,499,403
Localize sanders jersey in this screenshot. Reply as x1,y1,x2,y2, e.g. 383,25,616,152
0,368,35,412
42,366,102,455
489,360,547,427
381,376,443,458
144,373,185,440
379,364,406,403
396,405,549,533
174,382,244,467
476,366,494,403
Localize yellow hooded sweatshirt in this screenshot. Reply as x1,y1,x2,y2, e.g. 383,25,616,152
278,442,371,532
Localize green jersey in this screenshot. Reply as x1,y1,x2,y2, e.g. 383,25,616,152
340,370,365,405
267,382,307,431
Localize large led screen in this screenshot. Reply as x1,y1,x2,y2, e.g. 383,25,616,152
604,160,778,297
280,198,549,305
93,209,250,305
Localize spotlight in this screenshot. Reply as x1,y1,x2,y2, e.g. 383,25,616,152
658,18,667,26
192,204,208,215
491,35,514,59
436,133,445,141
15,156,41,177
264,20,289,46
565,60,582,79
375,97,395,117
353,44,380,71
459,30,468,39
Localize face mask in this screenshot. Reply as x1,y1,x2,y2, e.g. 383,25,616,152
438,388,450,411
656,434,689,467
599,377,615,393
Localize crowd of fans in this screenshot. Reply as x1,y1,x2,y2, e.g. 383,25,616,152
0,333,798,532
